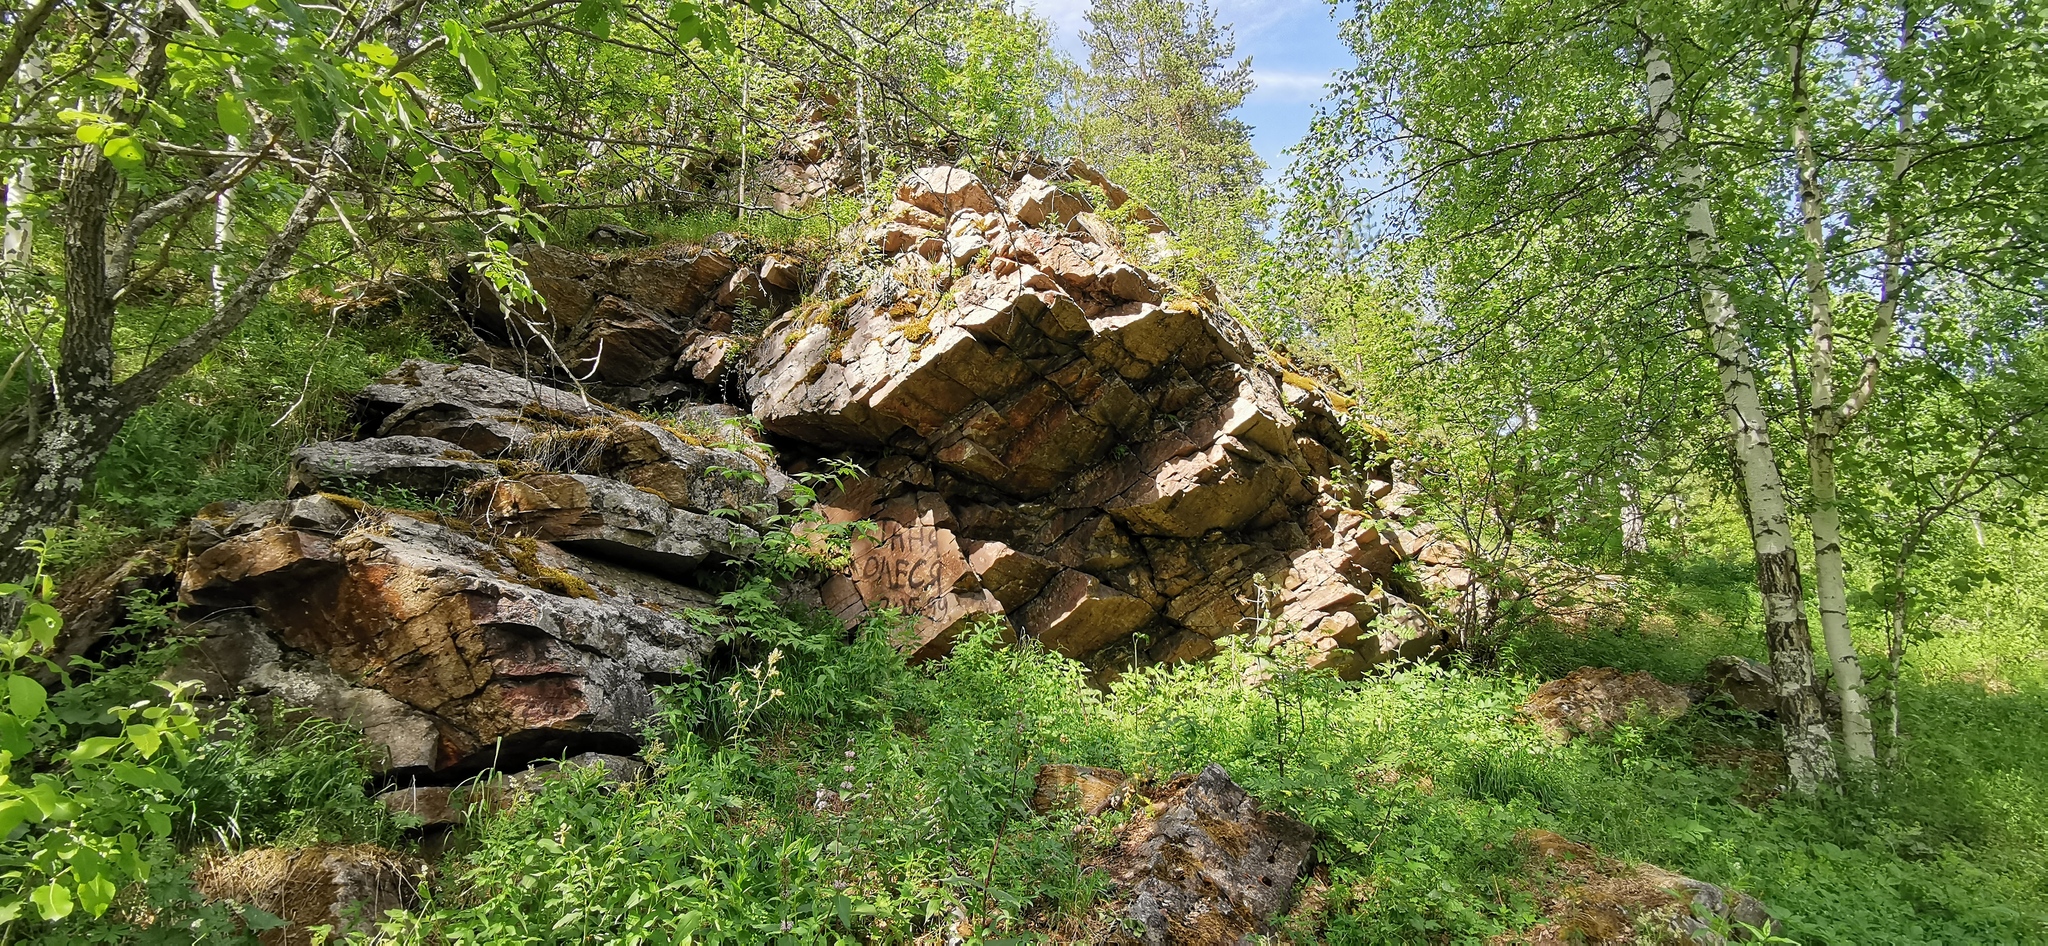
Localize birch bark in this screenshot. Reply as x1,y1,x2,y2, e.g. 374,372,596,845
1644,35,1837,792
1787,13,1877,766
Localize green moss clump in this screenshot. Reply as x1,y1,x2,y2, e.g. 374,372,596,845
497,535,598,600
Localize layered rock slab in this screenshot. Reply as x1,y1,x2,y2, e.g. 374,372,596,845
179,493,716,778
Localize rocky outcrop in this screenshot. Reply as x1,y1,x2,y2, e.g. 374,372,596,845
1523,667,1693,740
177,495,717,777
1107,764,1317,946
742,164,1446,677
192,162,1455,777
176,360,795,780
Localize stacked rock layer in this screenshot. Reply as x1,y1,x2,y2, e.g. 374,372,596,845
176,162,1465,780
741,164,1456,674
175,361,791,779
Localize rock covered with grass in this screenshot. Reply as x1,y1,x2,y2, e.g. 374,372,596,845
1522,666,1694,740
1099,764,1317,945
1515,829,1781,944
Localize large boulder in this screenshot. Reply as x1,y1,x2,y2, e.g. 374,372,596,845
1523,667,1692,740
415,165,1445,678
184,363,816,778
1705,655,1778,715
741,166,1436,675
1109,764,1317,945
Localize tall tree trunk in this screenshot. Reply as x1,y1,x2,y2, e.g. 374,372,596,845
1,48,41,267
0,127,345,584
1620,478,1649,554
1787,12,1877,766
1886,536,1915,763
1644,35,1837,792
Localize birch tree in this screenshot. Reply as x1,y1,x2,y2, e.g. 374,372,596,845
1290,0,2048,790
0,0,748,587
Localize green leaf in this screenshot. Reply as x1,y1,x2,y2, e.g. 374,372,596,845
101,137,146,174
75,875,115,917
0,717,24,755
92,73,140,92
30,882,71,921
358,41,398,68
7,676,45,720
573,0,613,40
72,735,124,761
0,799,34,837
216,92,251,140
443,21,499,98
122,725,161,759
144,810,172,838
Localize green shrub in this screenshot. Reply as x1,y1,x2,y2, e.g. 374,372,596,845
0,579,201,925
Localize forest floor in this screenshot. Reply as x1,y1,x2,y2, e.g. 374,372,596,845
62,539,2040,944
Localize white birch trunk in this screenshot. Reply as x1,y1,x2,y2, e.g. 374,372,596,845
1620,478,1649,554
1788,27,1877,766
2,53,42,268
1645,36,1837,792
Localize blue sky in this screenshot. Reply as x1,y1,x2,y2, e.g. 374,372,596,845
1021,0,1355,181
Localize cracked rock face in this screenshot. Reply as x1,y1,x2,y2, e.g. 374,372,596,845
178,495,716,778
745,165,1452,676
178,361,795,779
187,164,1465,775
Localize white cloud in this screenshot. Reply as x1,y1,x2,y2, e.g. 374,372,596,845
1019,0,1332,53
1249,68,1334,104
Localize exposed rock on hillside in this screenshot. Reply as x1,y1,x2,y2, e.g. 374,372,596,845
177,162,1461,781
175,361,789,778
177,495,717,776
743,165,1449,673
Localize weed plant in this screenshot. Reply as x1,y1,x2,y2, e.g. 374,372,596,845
355,589,2046,944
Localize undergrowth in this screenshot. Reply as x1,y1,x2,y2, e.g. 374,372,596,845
341,604,2046,944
